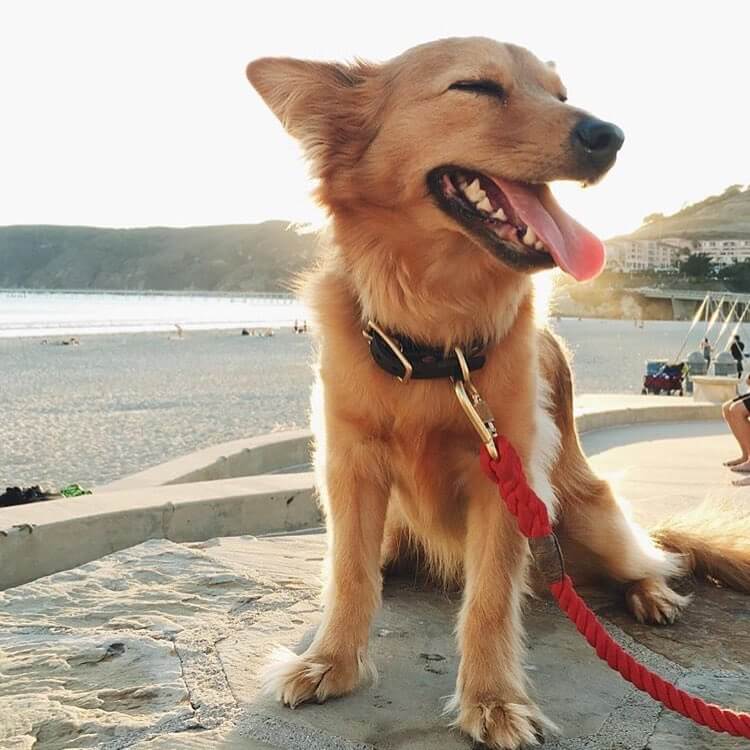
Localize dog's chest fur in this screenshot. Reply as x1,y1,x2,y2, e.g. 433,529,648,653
308,268,560,537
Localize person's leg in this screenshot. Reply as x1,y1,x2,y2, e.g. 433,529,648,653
728,399,750,472
723,398,748,465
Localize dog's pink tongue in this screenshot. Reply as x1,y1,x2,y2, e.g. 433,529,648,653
492,178,605,281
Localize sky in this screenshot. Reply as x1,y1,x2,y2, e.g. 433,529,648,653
1,1,748,239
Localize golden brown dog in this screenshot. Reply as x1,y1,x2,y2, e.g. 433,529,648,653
247,37,750,748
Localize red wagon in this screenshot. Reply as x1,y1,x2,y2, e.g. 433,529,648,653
641,360,686,396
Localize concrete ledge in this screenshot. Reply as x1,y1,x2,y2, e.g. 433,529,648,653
575,399,721,434
100,429,312,491
691,375,739,404
0,395,724,591
0,473,318,590
103,398,722,493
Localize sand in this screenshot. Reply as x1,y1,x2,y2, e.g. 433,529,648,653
0,536,287,749
1,318,715,489
1,330,315,489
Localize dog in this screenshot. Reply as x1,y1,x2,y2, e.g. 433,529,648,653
246,37,750,748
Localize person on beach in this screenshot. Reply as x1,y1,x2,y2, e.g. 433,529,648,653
730,334,746,377
723,373,750,485
701,337,712,369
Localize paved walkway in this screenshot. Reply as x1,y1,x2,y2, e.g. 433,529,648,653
2,421,749,749
583,419,737,526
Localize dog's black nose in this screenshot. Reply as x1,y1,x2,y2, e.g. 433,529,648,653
572,118,625,163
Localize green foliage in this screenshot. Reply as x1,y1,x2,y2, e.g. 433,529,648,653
679,252,715,279
724,184,745,196
718,260,750,292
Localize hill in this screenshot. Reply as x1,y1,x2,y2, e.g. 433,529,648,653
4,184,749,293
621,185,750,241
0,222,317,292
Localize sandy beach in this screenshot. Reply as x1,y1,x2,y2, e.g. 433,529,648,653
1,318,726,489
1,329,315,489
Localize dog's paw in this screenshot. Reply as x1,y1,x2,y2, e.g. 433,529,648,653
625,578,692,626
453,699,548,749
262,646,375,708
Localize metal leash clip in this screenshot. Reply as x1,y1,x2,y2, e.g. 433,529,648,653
452,346,499,460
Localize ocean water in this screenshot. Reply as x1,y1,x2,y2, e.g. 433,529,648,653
0,290,308,338
1,291,742,488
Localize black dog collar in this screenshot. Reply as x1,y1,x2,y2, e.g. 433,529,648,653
364,320,486,383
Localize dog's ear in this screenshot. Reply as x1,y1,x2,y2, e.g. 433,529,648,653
246,57,381,177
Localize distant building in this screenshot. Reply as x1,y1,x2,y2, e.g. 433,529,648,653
660,237,694,250
605,239,683,272
694,238,750,266
605,236,750,271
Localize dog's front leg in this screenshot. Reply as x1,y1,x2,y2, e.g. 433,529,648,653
264,434,389,707
449,469,548,749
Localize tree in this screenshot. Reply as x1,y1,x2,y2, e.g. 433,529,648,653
679,252,715,279
643,212,665,224
723,184,744,197
718,260,750,292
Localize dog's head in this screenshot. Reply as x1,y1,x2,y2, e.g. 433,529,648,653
247,37,623,284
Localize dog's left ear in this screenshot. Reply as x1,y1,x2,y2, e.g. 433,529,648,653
246,57,381,177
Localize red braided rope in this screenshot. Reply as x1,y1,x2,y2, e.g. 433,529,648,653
481,435,750,740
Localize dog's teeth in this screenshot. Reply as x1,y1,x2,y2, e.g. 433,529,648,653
476,197,493,213
523,227,537,247
534,240,544,250
464,179,483,202
492,208,507,221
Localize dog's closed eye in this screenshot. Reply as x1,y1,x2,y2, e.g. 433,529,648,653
448,79,506,100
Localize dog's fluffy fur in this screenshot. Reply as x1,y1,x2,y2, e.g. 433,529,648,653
247,38,750,748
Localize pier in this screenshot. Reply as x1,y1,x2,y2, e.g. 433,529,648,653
637,287,750,320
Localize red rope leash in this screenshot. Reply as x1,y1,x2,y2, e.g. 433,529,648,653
480,435,750,740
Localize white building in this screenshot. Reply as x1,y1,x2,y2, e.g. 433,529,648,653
605,239,683,272
605,236,750,271
694,238,750,266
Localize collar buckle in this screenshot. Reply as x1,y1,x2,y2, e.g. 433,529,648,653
364,320,414,383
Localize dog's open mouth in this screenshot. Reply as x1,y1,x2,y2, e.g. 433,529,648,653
428,167,605,281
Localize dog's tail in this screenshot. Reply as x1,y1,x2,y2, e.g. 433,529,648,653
652,497,750,593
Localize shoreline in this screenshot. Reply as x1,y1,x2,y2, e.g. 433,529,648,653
0,321,301,340
0,288,309,340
